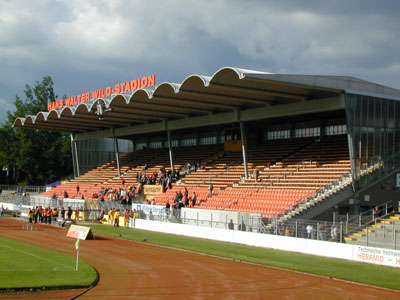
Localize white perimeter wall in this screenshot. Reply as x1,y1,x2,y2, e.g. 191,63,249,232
131,218,400,269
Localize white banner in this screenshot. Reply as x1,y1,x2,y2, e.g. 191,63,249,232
353,246,400,268
132,203,165,216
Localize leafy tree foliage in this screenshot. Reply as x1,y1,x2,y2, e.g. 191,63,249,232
0,76,72,185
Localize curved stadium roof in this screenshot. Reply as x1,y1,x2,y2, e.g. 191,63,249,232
13,67,400,141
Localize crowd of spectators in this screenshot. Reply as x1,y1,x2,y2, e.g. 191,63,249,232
93,165,188,205
135,165,181,190
101,208,140,227
26,206,79,226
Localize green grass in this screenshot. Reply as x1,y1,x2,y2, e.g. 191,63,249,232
0,236,97,292
89,224,400,291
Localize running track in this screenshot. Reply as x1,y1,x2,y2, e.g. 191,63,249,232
0,219,399,300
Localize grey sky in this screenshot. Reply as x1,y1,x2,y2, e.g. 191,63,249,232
1,0,400,123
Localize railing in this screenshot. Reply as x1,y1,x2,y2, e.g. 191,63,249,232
0,185,46,194
0,194,31,205
3,192,398,249
343,200,396,234
274,172,352,224
369,216,399,249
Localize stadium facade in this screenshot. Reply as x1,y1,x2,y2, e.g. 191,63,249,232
14,67,400,219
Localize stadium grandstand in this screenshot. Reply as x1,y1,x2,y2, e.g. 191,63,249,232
13,67,400,244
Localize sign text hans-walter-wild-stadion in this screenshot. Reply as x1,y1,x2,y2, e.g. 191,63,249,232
47,74,156,111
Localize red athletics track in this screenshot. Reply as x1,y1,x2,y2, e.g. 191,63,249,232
0,218,399,300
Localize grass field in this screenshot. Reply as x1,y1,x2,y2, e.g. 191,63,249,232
0,236,97,292
89,224,400,291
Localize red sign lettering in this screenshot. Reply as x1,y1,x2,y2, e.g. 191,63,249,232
47,74,156,111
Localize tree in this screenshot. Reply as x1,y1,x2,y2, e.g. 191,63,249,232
0,76,72,185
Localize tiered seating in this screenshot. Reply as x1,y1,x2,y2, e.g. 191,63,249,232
41,144,224,200
200,187,315,218
181,163,254,188
42,135,352,220
152,186,219,206
243,135,350,190
176,135,350,218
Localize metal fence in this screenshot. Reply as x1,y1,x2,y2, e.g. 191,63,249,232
340,200,397,234
0,185,46,194
2,194,398,249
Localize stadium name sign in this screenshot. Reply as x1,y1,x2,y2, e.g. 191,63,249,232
47,74,156,111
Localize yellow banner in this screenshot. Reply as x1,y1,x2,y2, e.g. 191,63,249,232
224,140,242,152
144,185,164,196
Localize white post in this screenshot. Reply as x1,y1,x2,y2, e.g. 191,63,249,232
112,128,121,178
167,131,174,173
240,122,248,179
76,248,79,271
75,238,80,271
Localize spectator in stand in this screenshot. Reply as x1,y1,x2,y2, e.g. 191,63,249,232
121,177,125,188
192,192,197,206
239,221,246,231
43,207,48,224
228,219,234,230
0,205,4,221
306,224,313,239
165,201,170,217
208,183,213,198
53,207,59,219
61,207,66,220
75,208,80,224
123,209,130,227
107,208,113,225
374,206,379,219
47,207,53,225
138,182,143,195
120,188,126,200
318,222,327,241
63,190,69,198
34,206,39,223
99,208,105,221
178,190,183,202
186,162,191,175
38,206,43,223
167,176,172,190
114,209,120,227
174,191,180,204
285,226,291,237
184,187,189,206
67,206,73,220
76,185,80,195
28,208,33,223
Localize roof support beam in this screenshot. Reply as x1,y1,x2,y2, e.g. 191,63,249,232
154,95,237,110
209,82,306,100
128,101,213,115
72,96,344,141
179,89,272,105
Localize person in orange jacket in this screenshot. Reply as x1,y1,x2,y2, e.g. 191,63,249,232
43,207,48,224
123,209,130,228
38,206,43,223
47,207,53,225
